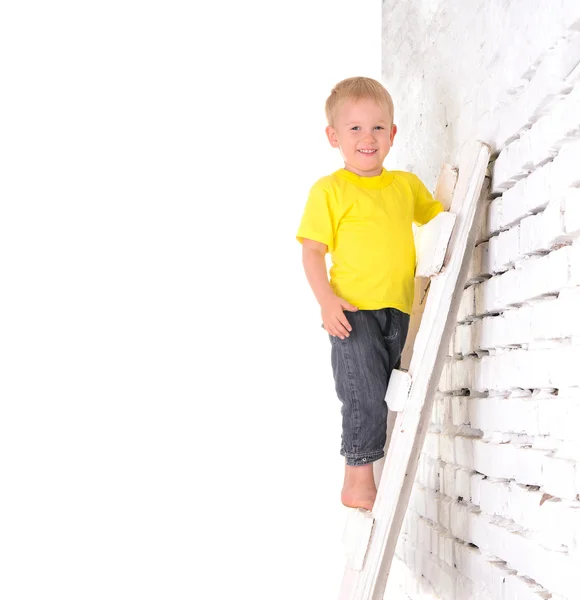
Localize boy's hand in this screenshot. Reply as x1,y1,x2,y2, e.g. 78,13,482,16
321,295,358,339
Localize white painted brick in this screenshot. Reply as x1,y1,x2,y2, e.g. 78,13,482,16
487,197,503,235
439,359,453,395
503,573,553,600
467,241,491,284
474,346,580,392
384,6,580,599
488,226,520,273
423,432,440,460
467,477,580,555
519,193,568,255
479,477,510,517
477,201,491,244
468,513,577,598
470,473,484,506
454,357,475,391
551,138,580,188
511,247,570,304
537,391,580,440
450,501,470,539
454,468,473,502
440,434,456,465
439,495,451,531
530,297,565,340
502,164,552,228
504,306,533,345
454,322,474,356
468,396,540,435
563,188,580,237
474,292,580,349
458,285,476,322
475,351,551,392
413,486,427,520
473,440,546,485
455,436,475,470
477,247,572,315
451,396,469,427
542,456,579,500
568,240,580,286
518,213,543,256
442,462,457,498
548,343,580,387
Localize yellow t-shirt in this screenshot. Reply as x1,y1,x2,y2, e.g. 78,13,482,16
296,168,443,314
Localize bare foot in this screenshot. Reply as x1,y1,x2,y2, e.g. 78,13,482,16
341,463,377,510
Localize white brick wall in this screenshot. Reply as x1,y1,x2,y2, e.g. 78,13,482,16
383,2,580,598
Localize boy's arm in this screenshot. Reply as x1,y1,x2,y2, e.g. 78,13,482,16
413,174,444,225
302,239,358,339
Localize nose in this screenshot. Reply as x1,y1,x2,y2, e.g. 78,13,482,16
363,130,377,143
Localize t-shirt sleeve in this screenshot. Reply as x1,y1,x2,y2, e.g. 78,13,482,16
413,174,444,225
296,181,337,252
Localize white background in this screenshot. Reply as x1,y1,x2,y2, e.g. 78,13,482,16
0,2,381,598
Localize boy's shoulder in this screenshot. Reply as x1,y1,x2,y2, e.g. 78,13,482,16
307,172,345,200
310,171,342,189
389,170,421,185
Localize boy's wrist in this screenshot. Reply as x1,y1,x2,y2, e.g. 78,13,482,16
317,290,337,306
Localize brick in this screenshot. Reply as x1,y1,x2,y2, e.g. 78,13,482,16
382,7,580,599
551,138,580,187
477,201,491,244
468,396,540,435
488,225,520,273
563,188,580,237
454,322,474,356
568,240,580,286
477,247,572,314
455,468,473,503
455,436,475,470
542,456,579,500
470,473,484,506
442,462,457,498
458,285,476,322
487,197,503,234
472,440,545,485
450,501,471,539
479,477,510,516
530,297,565,340
466,241,491,284
503,574,552,600
468,513,577,598
502,164,552,228
451,395,469,426
440,434,456,464
537,391,580,440
519,194,567,255
439,495,451,531
548,343,580,387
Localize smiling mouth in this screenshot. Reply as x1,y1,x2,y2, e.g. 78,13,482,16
358,149,377,155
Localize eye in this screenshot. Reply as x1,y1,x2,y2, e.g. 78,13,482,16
350,126,361,131
374,126,385,130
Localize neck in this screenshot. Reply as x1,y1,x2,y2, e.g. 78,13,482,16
343,164,384,177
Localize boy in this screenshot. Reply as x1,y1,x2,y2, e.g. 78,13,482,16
296,77,443,510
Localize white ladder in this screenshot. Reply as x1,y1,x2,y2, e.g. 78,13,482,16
339,141,491,600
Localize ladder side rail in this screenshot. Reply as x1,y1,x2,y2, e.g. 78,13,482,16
339,141,491,600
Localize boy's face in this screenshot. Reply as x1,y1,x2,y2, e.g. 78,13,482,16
326,98,396,177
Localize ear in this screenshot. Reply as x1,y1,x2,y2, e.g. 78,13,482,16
325,125,339,148
390,124,397,144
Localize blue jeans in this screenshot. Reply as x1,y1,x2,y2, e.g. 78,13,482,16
329,308,410,467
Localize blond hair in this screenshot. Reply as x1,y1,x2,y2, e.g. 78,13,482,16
325,77,394,127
